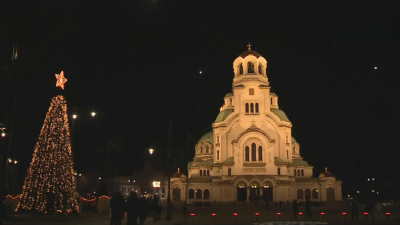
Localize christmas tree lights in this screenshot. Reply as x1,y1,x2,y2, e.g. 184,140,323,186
16,95,79,213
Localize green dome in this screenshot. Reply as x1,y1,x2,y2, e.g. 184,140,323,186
225,93,233,97
270,108,290,122
270,92,277,97
198,131,213,144
291,136,297,144
215,109,234,123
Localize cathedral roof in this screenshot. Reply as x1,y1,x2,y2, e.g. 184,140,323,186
222,157,234,164
188,159,214,168
270,108,290,122
274,157,288,165
215,109,234,123
225,93,233,97
270,92,277,97
291,136,298,144
171,168,187,178
292,159,311,167
198,131,213,144
319,168,336,178
239,50,262,58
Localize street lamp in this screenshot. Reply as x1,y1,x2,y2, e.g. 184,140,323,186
149,148,154,155
0,127,5,137
91,112,96,117
72,114,77,119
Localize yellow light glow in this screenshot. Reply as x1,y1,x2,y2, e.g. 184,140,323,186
1,132,5,137
55,71,68,90
14,160,18,164
149,149,154,154
8,158,12,163
99,177,102,180
152,181,161,188
91,112,96,117
72,114,77,119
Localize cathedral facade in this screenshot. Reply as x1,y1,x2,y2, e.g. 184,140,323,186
167,47,342,203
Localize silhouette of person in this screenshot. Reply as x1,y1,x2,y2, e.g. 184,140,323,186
110,192,125,225
292,199,298,219
305,199,312,219
126,192,139,225
351,199,359,221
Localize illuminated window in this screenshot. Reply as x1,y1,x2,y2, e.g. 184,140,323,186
245,103,249,113
228,168,231,176
249,88,254,95
251,143,257,161
255,103,259,113
245,146,250,161
248,62,254,73
258,146,263,161
217,151,219,160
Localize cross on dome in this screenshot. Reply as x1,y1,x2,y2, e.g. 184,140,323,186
178,167,180,173
325,167,328,172
247,42,252,51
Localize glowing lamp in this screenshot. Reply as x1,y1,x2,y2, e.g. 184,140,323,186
276,213,281,215
299,212,303,215
357,191,360,193
372,190,375,192
14,160,18,164
372,178,375,181
8,158,12,163
320,212,325,215
315,189,319,192
99,177,102,180
72,114,77,119
149,148,154,155
367,178,370,181
152,181,161,188
364,212,368,215
342,212,347,215
347,195,350,197
191,213,195,216
374,67,378,69
255,213,259,216
233,213,238,216
212,213,216,216
386,212,390,215
199,71,202,74
79,174,82,176
91,112,96,117
1,132,5,137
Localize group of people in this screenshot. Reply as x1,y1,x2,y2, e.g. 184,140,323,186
110,192,161,225
351,199,380,221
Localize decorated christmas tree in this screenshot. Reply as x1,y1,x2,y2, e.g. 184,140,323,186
16,72,79,213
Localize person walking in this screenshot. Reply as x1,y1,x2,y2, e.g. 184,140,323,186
305,199,312,219
110,192,125,225
182,202,188,220
138,197,147,224
351,200,359,221
126,192,139,225
292,199,298,219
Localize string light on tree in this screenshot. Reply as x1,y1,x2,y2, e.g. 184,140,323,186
16,95,79,213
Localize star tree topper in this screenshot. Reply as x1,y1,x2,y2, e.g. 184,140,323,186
55,71,68,90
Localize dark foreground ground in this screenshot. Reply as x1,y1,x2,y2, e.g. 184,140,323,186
5,202,400,225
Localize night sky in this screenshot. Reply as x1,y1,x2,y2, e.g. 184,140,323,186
0,1,399,196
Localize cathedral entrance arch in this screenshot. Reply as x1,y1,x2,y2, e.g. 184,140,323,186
250,181,260,201
262,181,273,201
236,181,247,202
173,185,181,201
326,184,335,202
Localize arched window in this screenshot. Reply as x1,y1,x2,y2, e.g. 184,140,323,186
255,103,259,113
230,98,232,105
206,146,209,153
239,63,243,75
228,168,231,176
297,170,300,176
204,170,206,176
204,189,210,199
217,151,219,160
245,103,249,113
251,143,257,161
294,170,296,176
207,170,210,177
297,189,304,199
293,146,295,154
258,64,263,75
196,189,202,199
200,146,203,154
200,170,202,176
287,150,289,159
277,168,281,175
271,98,273,105
248,62,254,73
189,189,194,199
301,169,304,176
245,146,250,161
305,189,311,200
312,189,319,199
250,103,254,113
258,146,263,161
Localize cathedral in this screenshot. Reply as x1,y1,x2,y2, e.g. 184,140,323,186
167,46,342,203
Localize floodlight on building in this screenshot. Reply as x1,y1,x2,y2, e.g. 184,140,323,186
153,181,161,188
